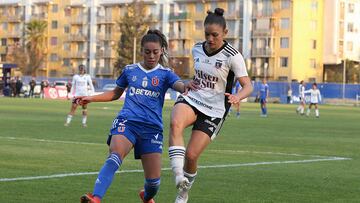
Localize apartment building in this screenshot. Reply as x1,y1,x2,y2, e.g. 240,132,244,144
323,0,360,83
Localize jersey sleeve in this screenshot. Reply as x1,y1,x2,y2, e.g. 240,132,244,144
70,75,76,95
116,68,128,88
229,53,248,78
87,75,95,94
167,70,181,88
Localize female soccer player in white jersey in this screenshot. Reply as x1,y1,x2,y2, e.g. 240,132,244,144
168,8,253,203
78,30,197,203
296,80,306,115
304,83,322,118
64,64,95,127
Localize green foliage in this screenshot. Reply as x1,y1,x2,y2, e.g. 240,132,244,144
114,0,149,76
25,20,48,76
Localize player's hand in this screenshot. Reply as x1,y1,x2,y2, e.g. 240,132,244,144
224,93,241,104
73,96,91,105
183,80,200,95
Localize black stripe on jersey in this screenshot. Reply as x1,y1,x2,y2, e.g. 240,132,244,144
224,70,235,117
202,41,228,57
224,46,238,56
226,44,239,55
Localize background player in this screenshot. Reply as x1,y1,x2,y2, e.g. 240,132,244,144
64,64,94,127
304,83,322,118
168,8,253,203
258,79,269,117
296,80,306,115
78,30,197,203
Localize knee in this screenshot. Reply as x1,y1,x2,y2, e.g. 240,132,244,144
170,118,183,133
185,150,199,163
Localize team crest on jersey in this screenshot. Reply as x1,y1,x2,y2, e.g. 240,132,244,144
142,77,148,88
117,126,125,133
151,77,159,86
132,76,137,82
215,59,223,69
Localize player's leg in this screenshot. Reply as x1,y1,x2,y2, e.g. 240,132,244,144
82,104,88,127
306,104,313,116
235,103,240,118
139,153,161,203
314,103,319,118
175,130,211,203
300,100,305,115
169,101,196,189
81,135,133,203
65,102,78,126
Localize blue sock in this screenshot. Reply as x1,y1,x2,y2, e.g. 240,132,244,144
144,178,160,201
93,153,122,199
261,106,265,114
264,107,267,115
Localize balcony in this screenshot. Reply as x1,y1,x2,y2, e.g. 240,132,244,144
70,16,88,24
169,49,191,57
251,48,274,57
0,0,21,6
6,31,21,38
225,11,241,19
69,0,86,7
168,32,191,40
169,12,191,21
252,29,275,38
4,15,23,22
97,33,116,41
97,16,114,24
68,34,87,41
0,46,7,54
64,51,87,59
31,12,48,20
33,0,53,5
96,50,115,58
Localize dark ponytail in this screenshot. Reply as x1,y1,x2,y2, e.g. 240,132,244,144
204,8,226,30
141,29,169,67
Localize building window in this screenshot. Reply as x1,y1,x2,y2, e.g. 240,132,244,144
308,77,316,83
51,37,58,46
1,54,6,62
195,2,203,13
195,21,202,30
50,53,58,61
2,23,8,30
310,59,316,68
311,1,318,11
64,43,70,51
227,1,236,14
210,2,217,11
64,26,70,33
278,76,288,81
311,39,317,49
52,4,58,13
280,37,289,48
348,3,355,13
347,41,353,51
310,20,317,31
1,38,7,46
63,58,70,66
51,21,58,29
280,18,289,29
280,57,288,67
347,23,354,32
281,0,290,9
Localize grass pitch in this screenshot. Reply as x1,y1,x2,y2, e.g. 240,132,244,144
0,97,359,203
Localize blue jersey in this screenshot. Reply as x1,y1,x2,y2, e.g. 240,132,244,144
259,83,269,99
232,81,241,94
116,63,180,130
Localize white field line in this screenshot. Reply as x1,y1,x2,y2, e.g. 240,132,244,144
0,136,352,182
0,157,351,182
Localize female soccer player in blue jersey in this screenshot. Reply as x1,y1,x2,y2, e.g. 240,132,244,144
78,30,197,203
168,8,253,203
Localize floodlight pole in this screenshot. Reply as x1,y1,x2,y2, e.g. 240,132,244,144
342,59,346,102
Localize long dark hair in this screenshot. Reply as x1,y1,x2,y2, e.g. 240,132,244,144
141,29,169,67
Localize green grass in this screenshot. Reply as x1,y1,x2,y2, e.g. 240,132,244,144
0,97,359,203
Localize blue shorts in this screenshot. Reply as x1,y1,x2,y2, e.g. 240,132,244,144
107,117,163,159
260,98,267,104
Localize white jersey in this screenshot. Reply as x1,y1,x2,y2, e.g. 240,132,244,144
70,74,94,96
183,41,248,118
304,89,321,104
298,84,305,98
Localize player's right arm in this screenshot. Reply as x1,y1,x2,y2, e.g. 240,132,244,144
77,87,125,105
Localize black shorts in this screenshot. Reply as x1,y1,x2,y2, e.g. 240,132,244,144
175,96,226,140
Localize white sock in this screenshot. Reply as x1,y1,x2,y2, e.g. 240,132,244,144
315,109,319,117
306,109,310,116
66,115,73,124
297,106,301,111
82,116,87,125
300,107,304,114
169,146,186,178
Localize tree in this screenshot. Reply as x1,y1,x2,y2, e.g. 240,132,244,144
25,20,47,76
114,0,149,76
6,42,28,73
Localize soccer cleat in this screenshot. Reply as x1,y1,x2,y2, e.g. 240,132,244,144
236,112,240,119
175,187,189,203
82,123,87,128
64,123,69,127
175,176,190,190
80,193,99,203
139,190,155,203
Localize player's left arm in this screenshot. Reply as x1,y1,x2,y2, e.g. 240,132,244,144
77,86,125,105
87,75,95,94
318,90,322,103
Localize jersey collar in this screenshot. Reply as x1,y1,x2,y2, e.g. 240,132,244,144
202,40,228,57
137,63,160,73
